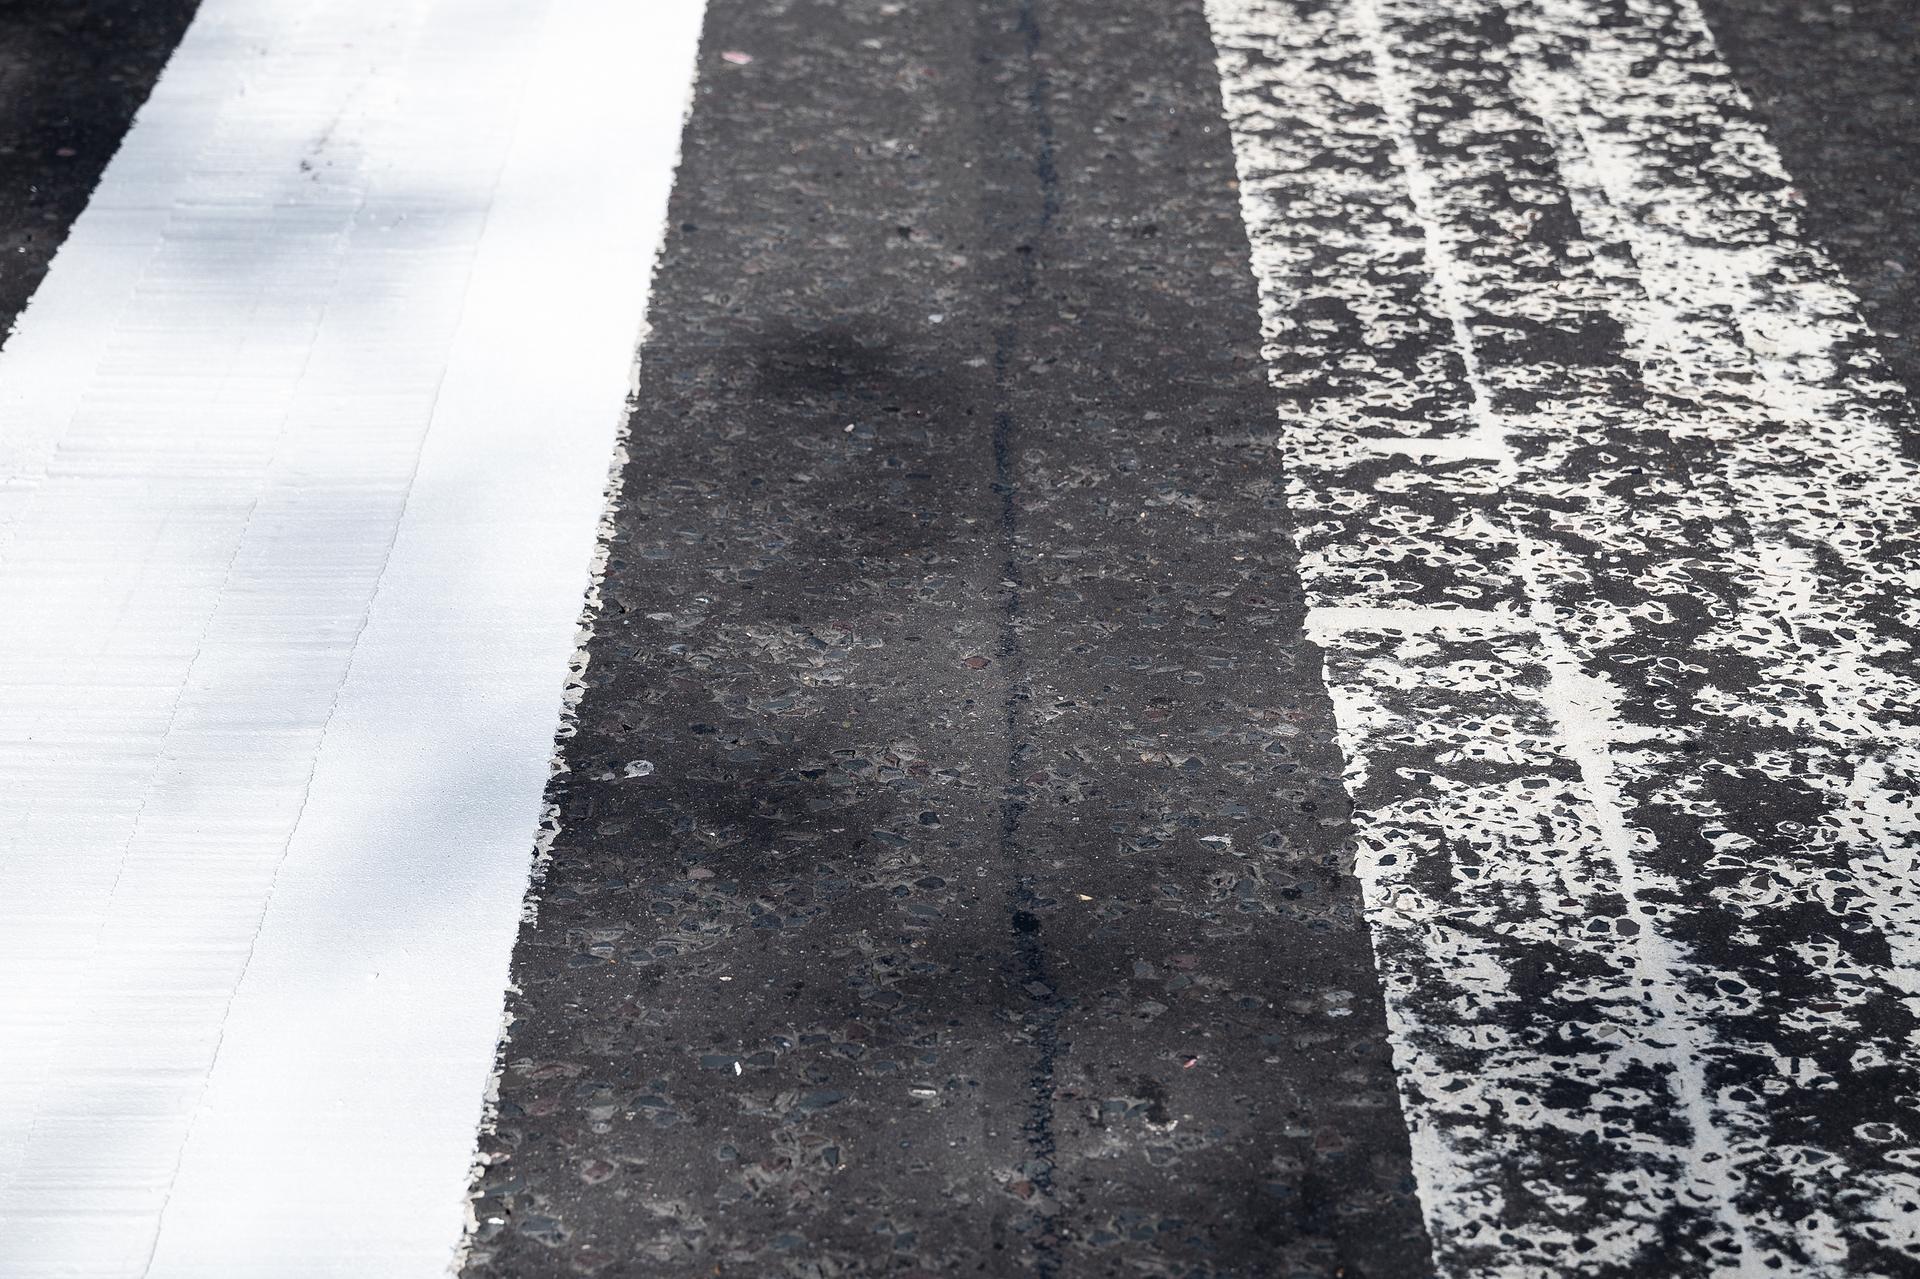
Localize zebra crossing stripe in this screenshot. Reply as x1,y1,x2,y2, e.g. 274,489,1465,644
0,0,702,1272
1207,0,1920,1272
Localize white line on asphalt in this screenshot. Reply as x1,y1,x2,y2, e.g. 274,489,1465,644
0,0,703,1273
1208,0,1920,1271
1346,0,1769,1266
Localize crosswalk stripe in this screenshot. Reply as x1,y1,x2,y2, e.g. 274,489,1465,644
1207,0,1920,1272
0,0,702,1272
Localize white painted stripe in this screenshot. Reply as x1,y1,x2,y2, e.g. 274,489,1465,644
0,0,703,1273
1207,0,1920,1271
1342,0,1770,1266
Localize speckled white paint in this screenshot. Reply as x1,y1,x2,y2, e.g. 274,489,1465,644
0,0,702,1273
1207,0,1920,1273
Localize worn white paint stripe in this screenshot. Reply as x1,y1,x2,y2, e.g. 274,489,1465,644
1207,0,1920,1272
0,0,703,1273
1344,0,1770,1267
1305,605,1528,638
1220,0,1768,1251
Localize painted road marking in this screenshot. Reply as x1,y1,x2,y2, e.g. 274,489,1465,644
0,0,702,1273
1208,0,1920,1273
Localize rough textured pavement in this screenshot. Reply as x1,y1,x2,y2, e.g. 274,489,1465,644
1697,0,1920,402
464,0,1431,1274
1,0,1919,1275
461,0,1920,1275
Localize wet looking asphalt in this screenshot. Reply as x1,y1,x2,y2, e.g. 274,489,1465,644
461,0,1432,1273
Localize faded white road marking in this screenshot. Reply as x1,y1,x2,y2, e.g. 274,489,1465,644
0,0,702,1273
1306,606,1529,637
1207,0,1920,1273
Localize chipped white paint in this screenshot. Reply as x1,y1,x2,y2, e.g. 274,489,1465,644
1304,605,1527,638
0,0,703,1273
1207,0,1920,1272
1346,0,1767,1265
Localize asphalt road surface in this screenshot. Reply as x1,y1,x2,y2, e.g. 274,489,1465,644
0,1,1917,1277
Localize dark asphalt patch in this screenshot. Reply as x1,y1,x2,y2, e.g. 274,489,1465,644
1696,0,1920,404
0,0,201,334
462,0,1433,1275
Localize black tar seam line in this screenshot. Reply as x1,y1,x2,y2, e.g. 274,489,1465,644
986,0,1064,1271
